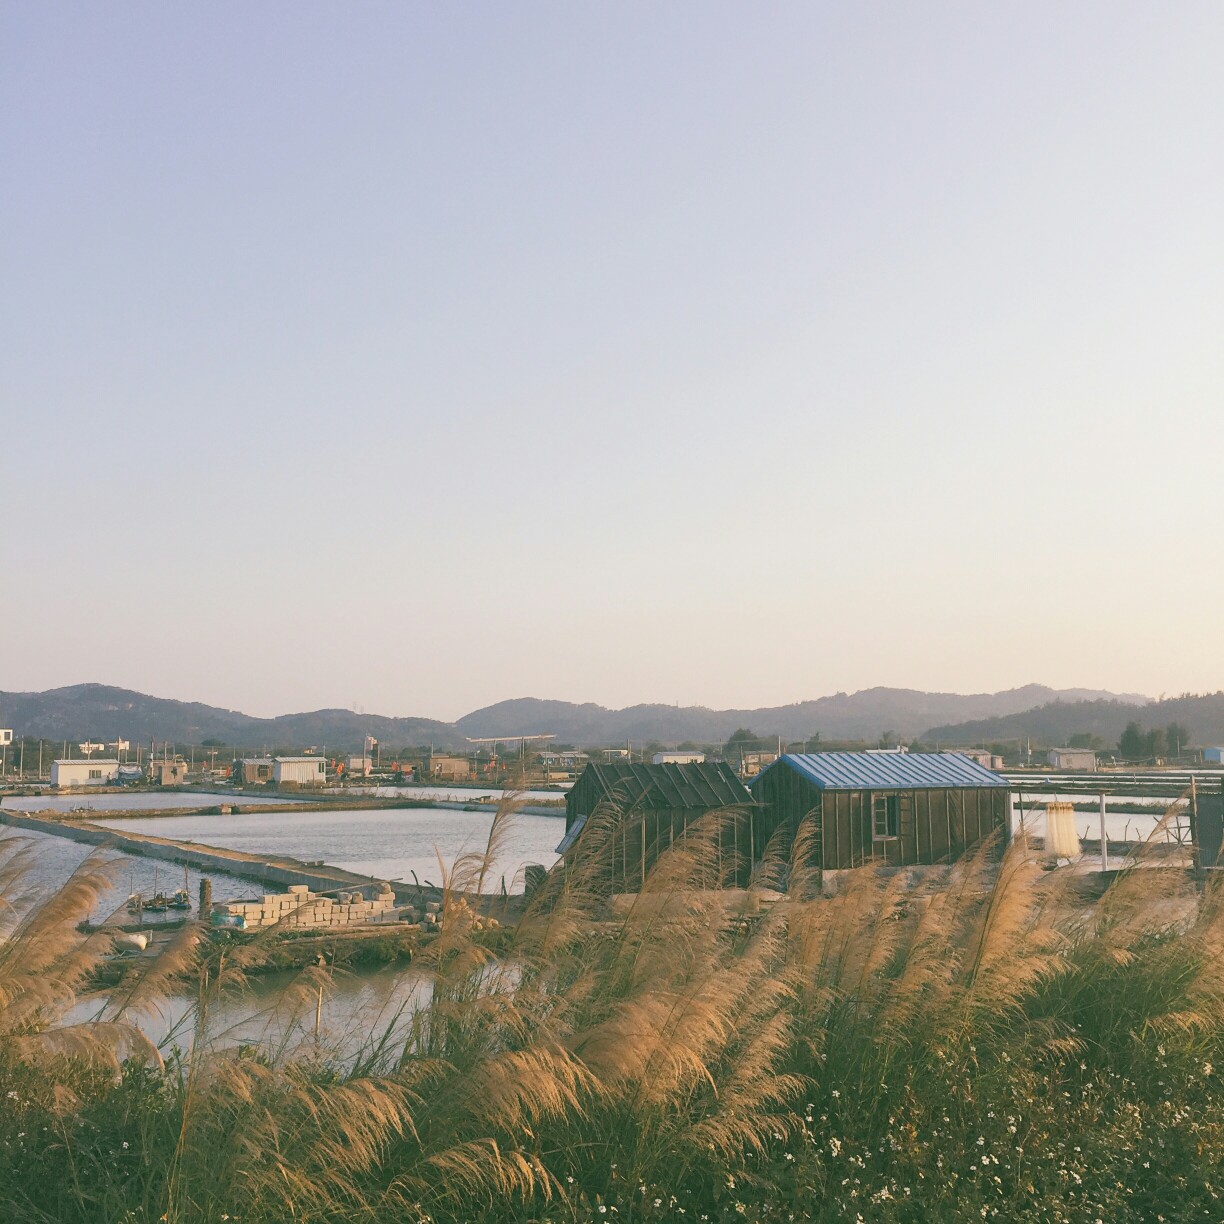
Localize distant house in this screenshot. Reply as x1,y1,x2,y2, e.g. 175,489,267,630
51,759,120,788
345,755,373,777
234,757,275,785
148,758,188,786
737,750,777,777
559,761,755,889
1047,748,1097,771
958,748,1006,770
273,757,327,787
541,750,588,769
748,752,1010,873
428,754,471,780
652,751,706,765
1203,747,1224,765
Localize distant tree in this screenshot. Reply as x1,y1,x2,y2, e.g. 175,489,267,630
726,728,773,752
1166,722,1191,758
1067,733,1105,751
1119,721,1146,760
1145,728,1168,759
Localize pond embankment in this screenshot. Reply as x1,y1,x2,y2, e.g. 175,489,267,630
0,809,441,906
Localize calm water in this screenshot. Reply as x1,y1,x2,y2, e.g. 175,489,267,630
1,826,260,925
66,964,432,1063
345,783,567,803
0,790,300,813
6,825,429,1062
1010,794,1190,844
93,805,563,892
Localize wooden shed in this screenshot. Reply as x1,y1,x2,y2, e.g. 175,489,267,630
559,761,756,889
748,751,1010,872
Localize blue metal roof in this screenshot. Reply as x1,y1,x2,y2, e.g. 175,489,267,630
751,751,1009,792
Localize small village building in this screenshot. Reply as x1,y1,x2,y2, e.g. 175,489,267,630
428,754,471,780
541,750,588,769
559,761,756,889
51,759,120,788
1047,748,1097,771
652,750,706,765
737,750,778,777
148,758,188,786
748,752,1010,872
234,757,275,785
957,748,995,769
345,755,373,777
1203,747,1224,765
273,756,327,787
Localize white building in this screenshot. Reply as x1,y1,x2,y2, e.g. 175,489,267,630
273,756,327,787
1047,748,1097,771
51,759,121,788
652,751,706,765
345,755,373,777
958,748,993,768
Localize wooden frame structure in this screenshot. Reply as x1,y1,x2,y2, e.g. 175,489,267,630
560,761,757,890
749,752,1011,872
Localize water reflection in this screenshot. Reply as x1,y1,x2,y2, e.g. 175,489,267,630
67,963,433,1068
94,805,562,892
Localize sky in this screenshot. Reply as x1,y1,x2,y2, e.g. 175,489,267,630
3,3,1223,720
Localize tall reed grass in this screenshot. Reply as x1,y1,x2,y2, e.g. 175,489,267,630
2,799,1222,1222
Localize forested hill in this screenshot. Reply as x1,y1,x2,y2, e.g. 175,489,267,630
923,693,1224,749
455,685,1146,745
0,682,1155,753
0,685,462,752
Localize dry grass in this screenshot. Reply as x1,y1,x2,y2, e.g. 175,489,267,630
2,801,1224,1222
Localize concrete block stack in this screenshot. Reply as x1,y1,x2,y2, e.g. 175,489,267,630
213,882,398,930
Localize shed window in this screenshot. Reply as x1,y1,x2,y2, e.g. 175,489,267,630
88,768,102,780
872,794,898,839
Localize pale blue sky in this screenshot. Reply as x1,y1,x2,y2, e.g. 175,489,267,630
3,3,1222,719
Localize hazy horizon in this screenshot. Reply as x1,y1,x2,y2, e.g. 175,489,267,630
0,677,1159,725
4,4,1223,720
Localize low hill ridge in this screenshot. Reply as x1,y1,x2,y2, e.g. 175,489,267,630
0,682,1150,752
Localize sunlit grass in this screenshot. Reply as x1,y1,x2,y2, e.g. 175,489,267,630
2,799,1223,1221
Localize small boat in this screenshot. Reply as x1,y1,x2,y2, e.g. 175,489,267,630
143,867,169,913
169,889,192,911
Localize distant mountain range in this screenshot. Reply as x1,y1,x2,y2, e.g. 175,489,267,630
926,693,1224,749
0,685,459,753
0,682,1150,752
454,687,1147,744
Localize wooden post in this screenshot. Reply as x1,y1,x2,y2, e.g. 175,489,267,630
640,815,646,889
1189,777,1200,875
198,877,212,919
1099,793,1108,872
